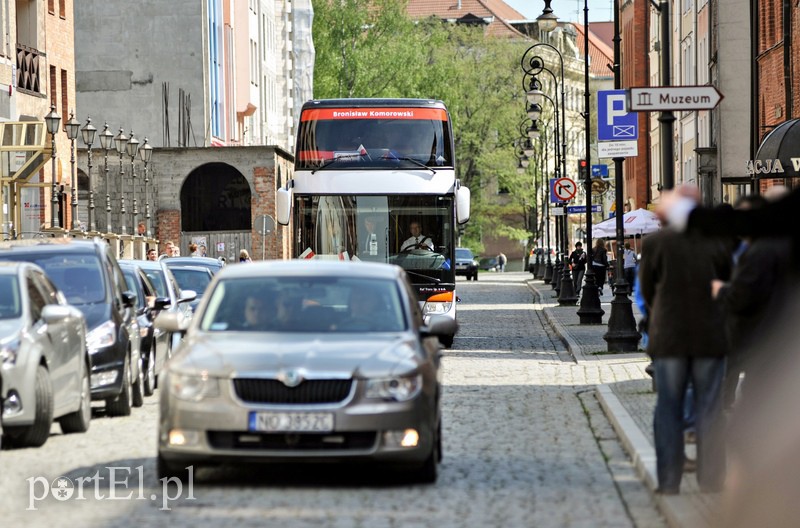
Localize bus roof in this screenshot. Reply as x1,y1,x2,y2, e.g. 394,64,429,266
301,99,448,111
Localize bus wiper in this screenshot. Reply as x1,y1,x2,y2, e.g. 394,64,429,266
311,156,348,174
405,270,441,284
395,157,436,174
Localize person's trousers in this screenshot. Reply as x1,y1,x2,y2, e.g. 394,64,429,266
572,269,585,293
653,356,726,493
624,267,636,289
592,264,607,290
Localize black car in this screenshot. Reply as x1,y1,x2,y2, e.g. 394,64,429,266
455,247,479,281
121,259,195,360
119,261,169,397
0,239,142,416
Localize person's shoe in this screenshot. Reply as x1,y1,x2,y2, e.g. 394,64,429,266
683,457,697,473
684,430,697,444
655,487,679,495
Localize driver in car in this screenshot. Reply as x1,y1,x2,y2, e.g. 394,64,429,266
400,221,434,252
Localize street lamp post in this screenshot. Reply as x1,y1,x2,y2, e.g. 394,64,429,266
81,118,97,232
126,132,140,234
44,104,61,229
602,0,641,351
114,128,128,234
539,0,603,322
65,111,81,231
98,123,114,232
139,138,153,238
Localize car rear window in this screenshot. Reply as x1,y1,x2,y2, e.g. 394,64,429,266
0,253,105,305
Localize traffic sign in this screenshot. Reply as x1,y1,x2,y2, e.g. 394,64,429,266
591,164,609,177
628,86,723,111
598,90,638,141
550,177,577,202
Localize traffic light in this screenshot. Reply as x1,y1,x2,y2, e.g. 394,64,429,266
578,159,589,179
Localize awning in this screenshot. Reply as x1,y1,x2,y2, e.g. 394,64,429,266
750,118,800,178
0,121,51,183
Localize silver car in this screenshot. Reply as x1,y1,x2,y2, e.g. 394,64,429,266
0,262,91,447
156,261,456,483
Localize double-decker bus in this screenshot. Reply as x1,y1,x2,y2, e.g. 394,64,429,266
276,99,471,347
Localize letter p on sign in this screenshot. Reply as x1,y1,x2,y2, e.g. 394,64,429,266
606,94,627,126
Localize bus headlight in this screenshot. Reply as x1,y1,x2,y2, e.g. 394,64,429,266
423,301,452,315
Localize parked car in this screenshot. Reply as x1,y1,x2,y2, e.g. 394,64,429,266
0,262,91,447
455,247,479,281
478,256,499,271
0,239,142,417
123,259,196,360
155,261,456,483
163,256,225,276
118,261,169,397
165,265,214,312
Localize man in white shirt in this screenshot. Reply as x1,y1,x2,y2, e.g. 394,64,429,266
400,221,434,252
623,242,637,287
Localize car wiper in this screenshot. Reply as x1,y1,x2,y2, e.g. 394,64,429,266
311,156,348,174
394,157,436,174
405,270,441,284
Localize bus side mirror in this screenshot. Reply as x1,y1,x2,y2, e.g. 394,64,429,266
276,187,292,225
456,185,471,224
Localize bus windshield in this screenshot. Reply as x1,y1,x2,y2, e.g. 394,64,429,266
295,107,453,170
294,194,455,282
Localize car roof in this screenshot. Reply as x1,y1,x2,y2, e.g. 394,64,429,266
0,238,103,255
216,260,405,281
163,257,222,266
0,261,43,275
169,265,213,274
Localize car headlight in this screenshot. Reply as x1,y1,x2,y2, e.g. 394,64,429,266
365,374,422,402
86,320,117,353
168,371,220,402
0,338,20,365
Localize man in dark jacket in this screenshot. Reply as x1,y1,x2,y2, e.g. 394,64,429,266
569,242,587,293
639,229,731,494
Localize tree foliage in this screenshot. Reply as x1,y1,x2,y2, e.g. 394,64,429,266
312,1,540,253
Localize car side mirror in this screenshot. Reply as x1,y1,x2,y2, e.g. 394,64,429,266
178,290,197,303
154,312,189,333
153,297,172,311
41,304,73,324
121,290,137,308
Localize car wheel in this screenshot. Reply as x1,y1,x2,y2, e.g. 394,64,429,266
8,365,54,447
131,352,145,408
106,356,132,417
143,344,156,397
439,334,454,349
412,446,438,484
59,363,92,434
157,452,191,482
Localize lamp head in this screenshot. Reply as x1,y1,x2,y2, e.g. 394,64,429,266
139,137,153,163
65,110,81,140
114,128,128,153
537,0,559,33
81,117,97,147
45,104,61,136
126,132,140,158
99,122,114,151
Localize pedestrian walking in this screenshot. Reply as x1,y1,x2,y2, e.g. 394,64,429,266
569,241,587,293
591,239,608,295
497,252,507,272
623,243,637,289
639,226,732,495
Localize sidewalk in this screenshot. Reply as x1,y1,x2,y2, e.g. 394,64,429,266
528,277,719,528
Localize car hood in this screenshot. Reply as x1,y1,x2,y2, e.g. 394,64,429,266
172,332,421,379
73,302,112,331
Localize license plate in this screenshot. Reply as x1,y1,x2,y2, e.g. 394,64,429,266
248,412,334,432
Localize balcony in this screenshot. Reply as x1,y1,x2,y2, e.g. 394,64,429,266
16,44,43,95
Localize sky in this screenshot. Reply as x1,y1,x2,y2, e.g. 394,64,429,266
504,0,615,23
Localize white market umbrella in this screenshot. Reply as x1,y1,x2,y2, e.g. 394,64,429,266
593,208,662,238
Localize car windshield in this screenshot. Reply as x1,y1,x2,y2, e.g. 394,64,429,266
0,275,21,319
0,254,105,304
170,268,212,295
456,249,474,260
142,269,168,297
200,276,407,333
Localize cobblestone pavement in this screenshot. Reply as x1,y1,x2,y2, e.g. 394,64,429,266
0,272,666,527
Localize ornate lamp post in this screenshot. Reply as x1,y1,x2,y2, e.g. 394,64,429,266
126,132,140,233
81,118,97,232
113,128,128,234
139,138,153,238
538,0,603,322
98,123,114,232
64,111,81,230
44,104,61,229
602,0,641,351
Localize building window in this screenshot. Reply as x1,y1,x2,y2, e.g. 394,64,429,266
60,69,68,120
48,0,54,15
50,66,57,107
59,0,65,18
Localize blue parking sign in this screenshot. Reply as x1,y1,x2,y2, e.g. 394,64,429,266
597,90,638,141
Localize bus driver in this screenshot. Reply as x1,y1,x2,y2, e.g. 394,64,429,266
400,221,434,252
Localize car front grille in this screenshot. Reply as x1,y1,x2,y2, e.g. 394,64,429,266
233,378,353,404
207,431,377,451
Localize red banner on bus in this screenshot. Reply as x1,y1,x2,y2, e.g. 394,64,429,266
301,108,448,122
